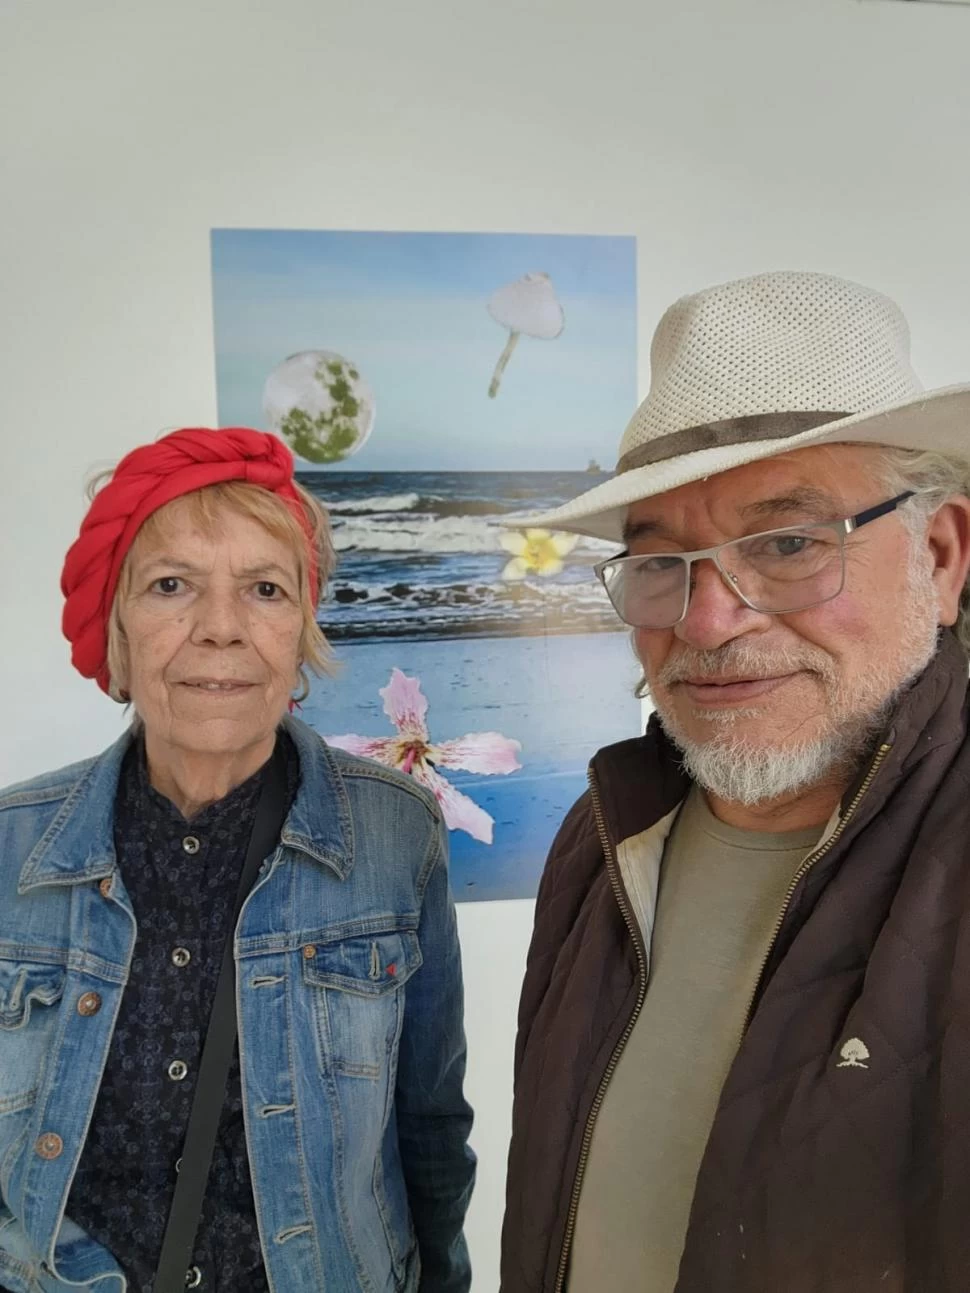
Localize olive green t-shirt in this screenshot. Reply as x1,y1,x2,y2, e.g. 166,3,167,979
567,787,822,1292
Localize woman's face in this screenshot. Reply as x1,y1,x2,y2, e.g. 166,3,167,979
116,496,304,766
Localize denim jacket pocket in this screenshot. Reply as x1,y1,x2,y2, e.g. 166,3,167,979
303,931,422,1080
0,960,65,1113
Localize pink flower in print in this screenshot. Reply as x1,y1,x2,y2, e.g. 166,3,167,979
326,669,522,844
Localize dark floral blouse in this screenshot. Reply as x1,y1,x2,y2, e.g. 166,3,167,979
66,732,299,1293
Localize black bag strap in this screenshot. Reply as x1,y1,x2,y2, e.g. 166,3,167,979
154,741,289,1293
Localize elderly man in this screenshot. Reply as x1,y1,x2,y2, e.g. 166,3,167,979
501,271,970,1293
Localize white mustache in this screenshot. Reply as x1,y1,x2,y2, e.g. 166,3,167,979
657,643,836,688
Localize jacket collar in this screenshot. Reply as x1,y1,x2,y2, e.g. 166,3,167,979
836,627,969,838
17,729,132,892
590,721,689,852
278,716,354,878
18,715,352,892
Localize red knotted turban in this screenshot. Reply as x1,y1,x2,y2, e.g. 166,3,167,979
61,427,317,694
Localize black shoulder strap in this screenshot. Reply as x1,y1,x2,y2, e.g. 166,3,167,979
154,741,290,1293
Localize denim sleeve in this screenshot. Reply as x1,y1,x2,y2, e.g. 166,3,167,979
395,811,477,1293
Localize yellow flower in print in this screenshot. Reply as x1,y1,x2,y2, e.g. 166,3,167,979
499,528,579,581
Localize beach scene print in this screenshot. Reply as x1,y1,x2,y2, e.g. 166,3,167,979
211,229,639,901
308,470,620,641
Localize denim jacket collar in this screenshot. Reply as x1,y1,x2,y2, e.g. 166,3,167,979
279,716,354,878
18,716,353,892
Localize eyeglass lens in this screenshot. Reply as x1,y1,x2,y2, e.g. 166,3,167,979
604,524,846,627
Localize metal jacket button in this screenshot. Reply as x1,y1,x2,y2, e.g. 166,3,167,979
171,947,192,968
35,1133,63,1160
302,945,316,959
77,992,102,1016
168,1060,189,1081
182,836,201,855
185,1266,202,1287
98,877,112,898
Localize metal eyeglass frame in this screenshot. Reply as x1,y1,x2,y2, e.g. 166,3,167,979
593,490,916,628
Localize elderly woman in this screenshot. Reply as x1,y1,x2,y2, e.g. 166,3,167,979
0,428,475,1293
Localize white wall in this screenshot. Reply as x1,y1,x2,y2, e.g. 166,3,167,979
3,0,970,1285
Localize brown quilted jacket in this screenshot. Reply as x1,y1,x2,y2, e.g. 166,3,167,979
502,632,970,1293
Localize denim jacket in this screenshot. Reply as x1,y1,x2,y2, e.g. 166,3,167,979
0,717,475,1293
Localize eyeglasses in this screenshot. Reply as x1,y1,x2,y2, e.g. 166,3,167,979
594,491,915,629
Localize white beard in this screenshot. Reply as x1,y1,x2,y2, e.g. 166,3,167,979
648,552,942,808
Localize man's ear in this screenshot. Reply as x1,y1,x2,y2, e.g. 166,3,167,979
926,496,970,626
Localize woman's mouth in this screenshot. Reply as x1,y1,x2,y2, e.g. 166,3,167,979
180,680,254,693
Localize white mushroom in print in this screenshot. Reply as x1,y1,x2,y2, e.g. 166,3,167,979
487,272,565,398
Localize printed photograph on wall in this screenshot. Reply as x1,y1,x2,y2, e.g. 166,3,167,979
211,229,639,900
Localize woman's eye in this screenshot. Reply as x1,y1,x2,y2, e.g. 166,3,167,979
256,581,281,599
153,577,184,595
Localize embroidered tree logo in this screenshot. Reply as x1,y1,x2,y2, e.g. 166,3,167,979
836,1038,870,1069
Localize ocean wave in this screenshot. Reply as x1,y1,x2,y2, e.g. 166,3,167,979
325,493,422,514
329,577,608,605
321,492,519,519
332,515,613,555
416,497,514,517
319,575,620,640
324,577,613,621
333,516,499,554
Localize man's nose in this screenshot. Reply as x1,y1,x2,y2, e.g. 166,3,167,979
672,559,769,649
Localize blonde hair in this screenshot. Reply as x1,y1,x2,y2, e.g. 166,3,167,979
100,478,337,703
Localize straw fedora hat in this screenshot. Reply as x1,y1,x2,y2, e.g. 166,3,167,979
524,270,970,544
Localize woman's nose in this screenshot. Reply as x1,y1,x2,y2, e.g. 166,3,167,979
190,589,247,646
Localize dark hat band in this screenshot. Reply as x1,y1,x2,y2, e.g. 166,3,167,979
616,410,852,474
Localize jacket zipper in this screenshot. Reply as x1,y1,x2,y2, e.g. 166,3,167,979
739,739,893,1039
553,740,893,1290
552,767,650,1293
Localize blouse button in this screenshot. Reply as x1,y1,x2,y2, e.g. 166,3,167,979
77,992,102,1016
168,1059,189,1082
182,836,201,855
171,946,192,968
185,1266,202,1288
35,1133,63,1160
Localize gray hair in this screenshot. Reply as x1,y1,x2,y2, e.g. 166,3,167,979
875,446,970,657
